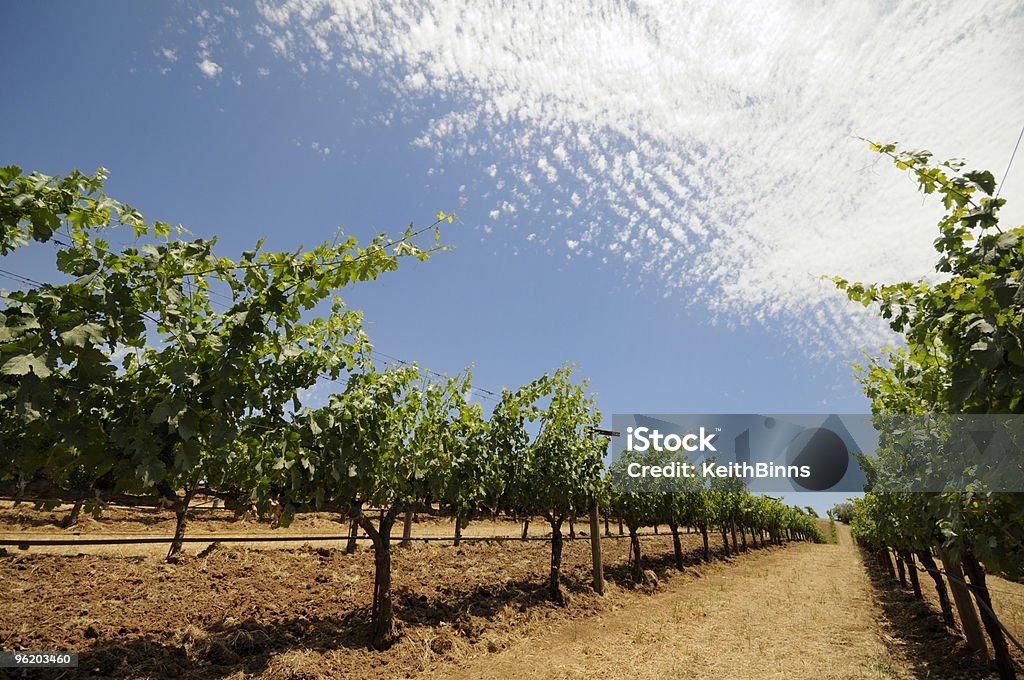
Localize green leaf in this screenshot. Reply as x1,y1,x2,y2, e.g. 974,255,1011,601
0,165,23,184
136,459,166,487
1,354,51,377
177,409,199,442
964,170,996,196
149,397,186,425
59,322,105,348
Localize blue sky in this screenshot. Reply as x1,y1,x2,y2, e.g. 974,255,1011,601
3,1,1023,511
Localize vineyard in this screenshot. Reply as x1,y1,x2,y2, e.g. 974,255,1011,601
830,143,1024,680
0,165,824,673
0,500,826,677
3,503,1022,679
2,139,1024,679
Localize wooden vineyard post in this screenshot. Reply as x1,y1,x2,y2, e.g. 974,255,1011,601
583,425,616,596
938,545,988,660
585,426,614,593
590,498,604,595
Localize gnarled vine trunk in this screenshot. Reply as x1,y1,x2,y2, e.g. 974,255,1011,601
62,495,85,529
902,551,922,599
962,553,1016,680
628,523,643,582
917,550,955,628
877,546,895,578
669,522,684,570
358,504,403,649
547,515,566,604
166,487,196,563
400,507,413,548
345,500,362,554
13,475,27,507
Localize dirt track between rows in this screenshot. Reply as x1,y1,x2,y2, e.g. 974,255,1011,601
426,526,911,679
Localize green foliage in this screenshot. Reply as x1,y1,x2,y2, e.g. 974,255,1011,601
604,448,825,547
0,163,640,638
266,367,495,526
833,140,1022,414
0,165,147,255
830,501,855,524
607,449,665,530
501,365,605,523
834,140,1024,578
0,165,444,512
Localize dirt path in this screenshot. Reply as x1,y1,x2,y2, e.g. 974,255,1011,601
425,528,910,680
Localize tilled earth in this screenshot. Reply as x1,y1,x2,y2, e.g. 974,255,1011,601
1,505,730,679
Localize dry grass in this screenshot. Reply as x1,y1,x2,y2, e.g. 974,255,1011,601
421,529,912,680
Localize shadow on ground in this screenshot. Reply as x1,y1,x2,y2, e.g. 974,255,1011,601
42,613,368,679
860,548,1002,679
9,537,789,679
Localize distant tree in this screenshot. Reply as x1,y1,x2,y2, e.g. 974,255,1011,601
830,501,855,524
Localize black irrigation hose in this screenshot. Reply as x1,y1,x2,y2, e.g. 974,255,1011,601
0,532,669,548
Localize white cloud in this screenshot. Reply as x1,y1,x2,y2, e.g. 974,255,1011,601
160,47,178,63
257,66,271,77
406,72,428,90
248,0,1024,353
197,58,222,79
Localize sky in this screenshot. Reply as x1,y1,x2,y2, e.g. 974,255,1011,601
2,1,1023,512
